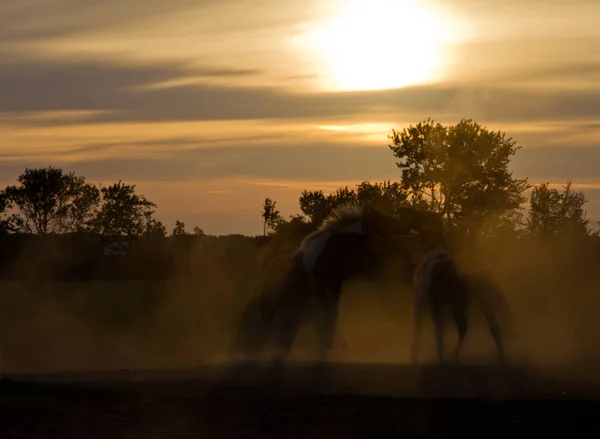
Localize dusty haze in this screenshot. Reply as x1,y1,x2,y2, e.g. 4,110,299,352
2,232,599,393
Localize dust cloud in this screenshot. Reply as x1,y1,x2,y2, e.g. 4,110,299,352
1,231,600,396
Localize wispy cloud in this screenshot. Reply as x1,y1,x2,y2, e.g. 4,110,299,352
1,55,600,125
0,0,207,43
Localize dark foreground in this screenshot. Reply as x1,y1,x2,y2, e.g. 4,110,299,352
2,362,600,438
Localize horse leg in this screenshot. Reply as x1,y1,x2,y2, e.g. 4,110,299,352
259,279,303,358
276,302,303,358
260,283,284,341
432,305,445,364
327,279,347,351
482,306,505,363
316,279,343,357
451,303,468,364
410,296,424,365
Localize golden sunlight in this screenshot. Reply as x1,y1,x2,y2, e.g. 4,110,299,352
299,0,462,91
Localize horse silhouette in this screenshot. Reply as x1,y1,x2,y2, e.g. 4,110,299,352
411,230,511,365
250,203,444,360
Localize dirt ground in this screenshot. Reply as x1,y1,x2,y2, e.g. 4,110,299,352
2,361,600,438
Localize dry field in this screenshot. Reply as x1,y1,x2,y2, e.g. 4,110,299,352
2,271,600,437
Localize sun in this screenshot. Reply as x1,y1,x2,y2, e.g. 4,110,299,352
298,0,460,92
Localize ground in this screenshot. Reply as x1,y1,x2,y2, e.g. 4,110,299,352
2,361,600,438
2,275,600,437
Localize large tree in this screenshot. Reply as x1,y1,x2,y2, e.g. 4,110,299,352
388,118,530,235
527,181,595,237
91,181,159,237
4,167,99,234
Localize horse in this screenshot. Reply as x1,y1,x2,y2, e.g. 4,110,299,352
255,203,444,360
411,232,511,365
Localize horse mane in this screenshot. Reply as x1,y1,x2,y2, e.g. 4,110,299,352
300,202,367,245
320,202,367,232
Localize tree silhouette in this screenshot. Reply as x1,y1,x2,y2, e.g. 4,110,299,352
273,213,314,238
173,220,187,236
389,118,530,235
193,226,205,236
297,181,409,228
261,198,282,235
91,181,158,237
527,181,594,237
298,190,329,225
0,190,22,234
355,181,409,215
4,167,99,234
145,219,167,238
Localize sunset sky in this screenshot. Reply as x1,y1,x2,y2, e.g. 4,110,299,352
1,0,599,235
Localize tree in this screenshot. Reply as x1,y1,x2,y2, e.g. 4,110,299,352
298,181,409,227
0,191,22,234
193,226,205,236
355,181,409,216
388,118,530,235
173,220,187,236
273,213,315,238
527,181,593,237
145,219,167,238
4,167,99,234
298,190,330,225
298,187,360,226
261,198,282,235
91,181,158,236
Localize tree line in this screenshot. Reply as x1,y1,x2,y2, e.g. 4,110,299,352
0,118,596,243
262,119,599,241
0,167,204,238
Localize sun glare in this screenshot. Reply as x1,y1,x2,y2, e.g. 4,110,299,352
298,0,461,91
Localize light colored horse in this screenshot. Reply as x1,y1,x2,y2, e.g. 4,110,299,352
411,239,510,365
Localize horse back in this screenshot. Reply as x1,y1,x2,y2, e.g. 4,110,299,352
312,232,369,281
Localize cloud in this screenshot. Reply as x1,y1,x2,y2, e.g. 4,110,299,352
0,143,400,184
1,135,600,187
0,0,208,43
1,54,600,126
0,55,262,112
513,146,600,182
468,58,600,89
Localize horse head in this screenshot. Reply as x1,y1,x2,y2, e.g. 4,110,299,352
361,205,433,237
414,209,446,250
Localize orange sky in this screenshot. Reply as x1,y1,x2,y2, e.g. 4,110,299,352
1,0,599,235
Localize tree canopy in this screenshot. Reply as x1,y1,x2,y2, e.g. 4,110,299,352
4,167,99,234
298,181,409,227
527,181,596,238
91,181,159,237
388,118,530,236
1,169,174,237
